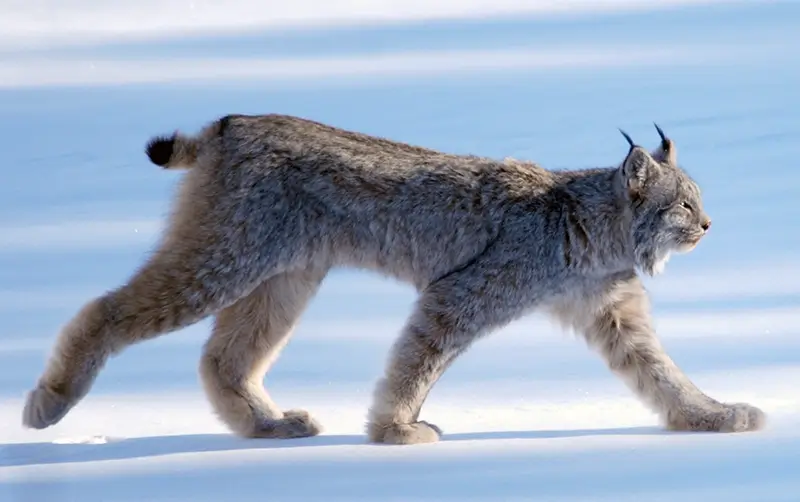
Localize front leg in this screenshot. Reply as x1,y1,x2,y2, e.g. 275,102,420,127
367,246,534,445
564,274,765,432
366,308,463,445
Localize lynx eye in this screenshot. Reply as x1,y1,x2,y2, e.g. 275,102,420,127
680,201,693,212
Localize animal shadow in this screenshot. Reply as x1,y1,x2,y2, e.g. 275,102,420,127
1,425,670,467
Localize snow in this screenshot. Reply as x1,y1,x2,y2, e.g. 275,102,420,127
4,44,760,89
3,0,748,49
1,0,799,500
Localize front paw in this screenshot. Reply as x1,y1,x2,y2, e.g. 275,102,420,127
367,420,442,445
667,402,766,432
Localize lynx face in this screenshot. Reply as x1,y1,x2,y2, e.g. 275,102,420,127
619,126,711,276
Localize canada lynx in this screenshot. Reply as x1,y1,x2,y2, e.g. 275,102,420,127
23,114,764,443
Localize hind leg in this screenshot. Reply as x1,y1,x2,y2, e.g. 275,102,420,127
23,151,311,430
21,239,268,430
199,267,327,439
22,269,204,429
23,294,122,430
22,213,280,430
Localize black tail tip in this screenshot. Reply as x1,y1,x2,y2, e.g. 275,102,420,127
145,135,175,166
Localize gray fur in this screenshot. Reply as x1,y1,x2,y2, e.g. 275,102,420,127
22,114,765,443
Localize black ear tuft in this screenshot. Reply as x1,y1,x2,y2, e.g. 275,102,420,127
653,122,670,151
145,135,175,167
651,122,677,164
618,128,636,151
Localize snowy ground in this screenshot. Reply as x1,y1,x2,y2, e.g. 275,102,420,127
1,1,799,500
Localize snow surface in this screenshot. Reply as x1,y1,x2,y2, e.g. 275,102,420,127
1,1,799,500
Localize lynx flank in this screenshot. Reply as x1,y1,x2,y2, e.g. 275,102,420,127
23,114,765,443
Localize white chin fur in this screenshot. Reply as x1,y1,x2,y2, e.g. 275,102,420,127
651,251,672,275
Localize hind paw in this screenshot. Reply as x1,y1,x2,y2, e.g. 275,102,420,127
249,409,323,439
22,384,74,430
367,420,442,445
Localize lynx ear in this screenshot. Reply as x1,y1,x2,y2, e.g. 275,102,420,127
620,142,657,195
651,122,677,164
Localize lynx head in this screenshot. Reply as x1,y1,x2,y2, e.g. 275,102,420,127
617,124,711,276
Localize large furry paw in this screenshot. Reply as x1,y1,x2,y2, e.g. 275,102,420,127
667,402,766,432
249,409,323,439
22,384,74,430
367,420,442,445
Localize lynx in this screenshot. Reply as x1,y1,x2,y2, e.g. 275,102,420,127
22,114,765,444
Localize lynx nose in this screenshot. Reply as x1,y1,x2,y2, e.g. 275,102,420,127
701,219,711,232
